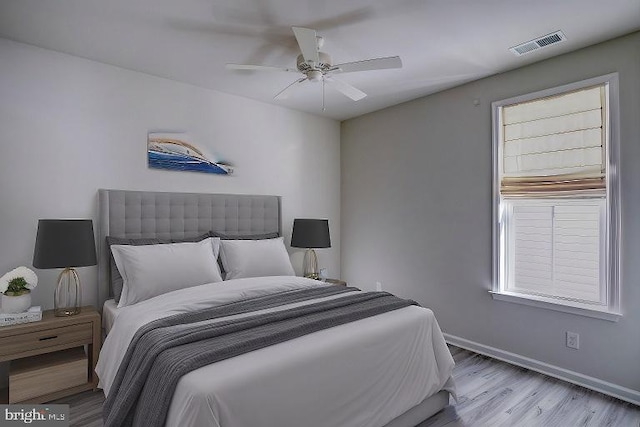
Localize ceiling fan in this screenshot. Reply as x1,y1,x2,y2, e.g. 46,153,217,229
226,27,402,105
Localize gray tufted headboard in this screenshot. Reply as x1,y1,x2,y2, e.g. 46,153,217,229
97,189,281,309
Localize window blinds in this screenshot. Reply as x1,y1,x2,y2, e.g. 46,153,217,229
508,201,603,304
501,85,606,196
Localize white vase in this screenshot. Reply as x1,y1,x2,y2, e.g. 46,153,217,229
1,293,31,313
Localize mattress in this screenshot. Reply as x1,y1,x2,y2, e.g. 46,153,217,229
96,276,455,427
102,298,119,335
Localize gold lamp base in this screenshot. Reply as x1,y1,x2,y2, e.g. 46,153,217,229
303,249,320,280
54,267,81,317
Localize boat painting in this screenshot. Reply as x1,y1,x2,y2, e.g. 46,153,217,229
147,133,233,175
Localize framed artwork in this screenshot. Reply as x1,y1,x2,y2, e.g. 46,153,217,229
147,132,233,175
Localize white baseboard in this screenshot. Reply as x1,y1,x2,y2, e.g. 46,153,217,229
443,333,640,406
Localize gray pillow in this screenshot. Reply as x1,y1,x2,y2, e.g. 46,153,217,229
106,232,211,303
210,232,279,240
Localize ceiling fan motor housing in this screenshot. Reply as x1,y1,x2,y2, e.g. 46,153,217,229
297,52,333,74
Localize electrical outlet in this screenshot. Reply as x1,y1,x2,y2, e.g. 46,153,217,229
376,282,383,291
566,331,580,349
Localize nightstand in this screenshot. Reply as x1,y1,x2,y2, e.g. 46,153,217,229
0,306,101,404
324,278,347,286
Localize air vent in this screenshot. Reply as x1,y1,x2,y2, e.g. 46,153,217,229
510,31,566,56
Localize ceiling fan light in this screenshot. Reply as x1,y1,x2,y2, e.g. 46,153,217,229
308,70,323,82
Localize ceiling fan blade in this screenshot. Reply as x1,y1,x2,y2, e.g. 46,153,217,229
324,76,366,101
274,77,308,100
333,56,403,74
292,27,320,65
226,64,298,73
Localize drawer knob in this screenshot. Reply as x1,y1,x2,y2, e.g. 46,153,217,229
39,336,58,341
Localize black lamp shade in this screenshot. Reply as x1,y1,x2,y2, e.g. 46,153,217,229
291,219,331,249
33,220,97,268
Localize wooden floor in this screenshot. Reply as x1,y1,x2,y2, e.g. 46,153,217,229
420,346,640,427
54,345,640,427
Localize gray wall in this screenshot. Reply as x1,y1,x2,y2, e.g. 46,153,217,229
341,32,640,393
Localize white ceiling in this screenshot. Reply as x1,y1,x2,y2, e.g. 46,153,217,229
1,0,639,120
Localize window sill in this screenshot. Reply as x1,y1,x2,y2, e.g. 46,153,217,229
490,291,621,322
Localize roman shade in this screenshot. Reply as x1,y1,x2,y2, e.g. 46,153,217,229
500,85,606,196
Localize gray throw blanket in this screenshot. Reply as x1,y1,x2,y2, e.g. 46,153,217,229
103,286,418,427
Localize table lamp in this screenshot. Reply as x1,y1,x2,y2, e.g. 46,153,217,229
33,219,97,316
291,219,330,279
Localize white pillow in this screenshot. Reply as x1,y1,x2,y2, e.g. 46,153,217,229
220,237,295,280
112,237,223,307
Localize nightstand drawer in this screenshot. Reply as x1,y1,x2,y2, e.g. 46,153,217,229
0,322,92,358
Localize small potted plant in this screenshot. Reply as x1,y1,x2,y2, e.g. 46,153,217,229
0,266,38,313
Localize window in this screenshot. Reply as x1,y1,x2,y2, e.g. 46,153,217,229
492,75,621,320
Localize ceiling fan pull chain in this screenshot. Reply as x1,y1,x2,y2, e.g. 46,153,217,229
322,79,326,111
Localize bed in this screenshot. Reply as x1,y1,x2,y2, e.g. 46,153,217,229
95,189,455,427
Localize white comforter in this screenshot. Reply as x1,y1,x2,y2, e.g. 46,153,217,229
96,276,455,427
